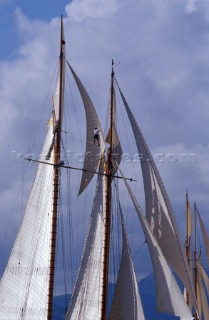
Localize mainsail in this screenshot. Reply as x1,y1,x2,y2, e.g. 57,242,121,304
65,161,105,320
117,82,197,309
109,202,145,320
0,122,54,319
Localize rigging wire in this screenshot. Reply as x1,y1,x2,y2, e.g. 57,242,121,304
114,78,139,250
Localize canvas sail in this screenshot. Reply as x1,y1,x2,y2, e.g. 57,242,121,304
117,83,196,309
0,121,54,319
120,170,193,319
200,264,209,295
106,86,122,171
197,212,209,266
109,202,145,320
65,161,105,320
198,263,209,320
67,62,105,195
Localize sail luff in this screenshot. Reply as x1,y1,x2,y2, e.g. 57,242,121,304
197,210,209,268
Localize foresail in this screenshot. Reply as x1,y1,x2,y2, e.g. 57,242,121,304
109,203,145,320
65,162,105,320
197,212,209,266
117,83,196,309
120,171,193,319
67,62,105,195
200,264,209,295
0,121,54,319
198,263,209,320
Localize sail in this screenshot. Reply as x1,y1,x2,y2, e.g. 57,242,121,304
109,203,145,320
67,62,105,195
0,121,54,319
117,83,196,308
65,162,105,320
106,86,122,171
197,212,209,266
199,264,209,320
200,263,209,295
120,171,193,319
186,193,192,247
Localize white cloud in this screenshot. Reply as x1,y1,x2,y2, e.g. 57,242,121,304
185,0,200,13
65,0,121,22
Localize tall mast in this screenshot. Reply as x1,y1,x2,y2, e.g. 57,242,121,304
185,191,191,306
193,202,198,320
101,60,115,320
47,16,65,320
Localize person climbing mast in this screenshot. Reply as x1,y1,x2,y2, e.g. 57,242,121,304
94,127,100,146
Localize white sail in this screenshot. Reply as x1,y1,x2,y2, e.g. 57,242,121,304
200,263,209,296
117,84,196,308
106,86,122,171
120,170,193,319
198,263,209,320
0,121,54,319
109,203,145,320
197,212,209,266
67,62,105,195
65,162,105,320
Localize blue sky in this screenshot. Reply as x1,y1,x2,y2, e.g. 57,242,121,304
0,0,70,59
1,0,209,291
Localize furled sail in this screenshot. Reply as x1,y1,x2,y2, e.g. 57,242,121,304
109,203,145,320
67,62,105,195
120,170,193,319
197,212,209,266
65,161,105,320
117,83,196,308
0,121,54,319
106,86,122,171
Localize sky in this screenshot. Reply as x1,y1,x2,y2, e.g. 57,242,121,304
1,0,209,292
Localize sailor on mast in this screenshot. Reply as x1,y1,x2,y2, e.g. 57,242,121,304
94,127,100,146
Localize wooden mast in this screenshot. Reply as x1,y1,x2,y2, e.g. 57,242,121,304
186,191,191,306
47,16,65,320
193,202,198,320
101,60,115,320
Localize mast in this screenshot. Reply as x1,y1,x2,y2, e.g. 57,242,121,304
186,192,191,306
194,202,198,320
101,60,114,320
47,16,65,320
